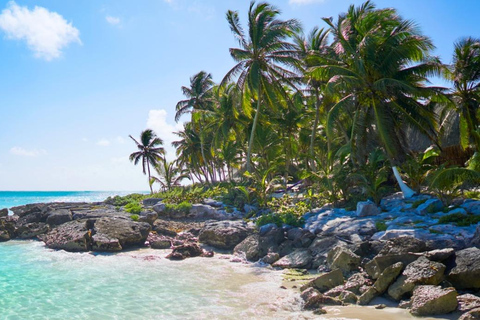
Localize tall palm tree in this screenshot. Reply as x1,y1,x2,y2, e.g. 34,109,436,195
151,159,188,192
448,37,480,151
222,1,301,172
129,129,165,194
172,122,205,183
175,71,214,183
318,1,444,165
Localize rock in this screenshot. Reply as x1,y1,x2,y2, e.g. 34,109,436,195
447,247,480,290
373,262,403,294
91,234,122,251
10,203,48,218
462,200,480,215
152,220,178,237
272,249,312,269
166,243,203,260
301,287,324,310
313,308,327,315
388,256,446,300
0,208,8,217
42,220,91,251
416,198,444,215
338,290,358,304
308,236,348,269
305,269,344,293
458,294,480,313
152,203,167,215
147,233,172,249
460,307,480,320
470,225,480,248
203,198,223,208
327,246,361,275
189,204,218,219
199,221,252,250
261,252,280,264
398,300,412,309
138,211,158,225
46,209,72,226
344,272,372,295
287,228,315,248
421,248,455,262
356,201,380,217
234,234,263,261
365,236,426,279
16,222,50,239
357,287,378,305
142,198,162,206
93,217,151,249
410,285,458,316
0,218,16,241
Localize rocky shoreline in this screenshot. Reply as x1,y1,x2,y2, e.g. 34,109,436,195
1,194,480,319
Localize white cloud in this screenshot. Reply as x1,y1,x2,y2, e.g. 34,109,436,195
105,15,120,26
10,146,47,157
146,109,183,160
0,1,81,60
96,139,111,146
289,0,326,4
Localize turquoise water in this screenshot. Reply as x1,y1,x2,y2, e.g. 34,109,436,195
0,241,302,320
0,191,143,209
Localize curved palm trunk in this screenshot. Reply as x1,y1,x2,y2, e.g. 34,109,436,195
246,82,262,173
147,162,153,194
309,88,320,171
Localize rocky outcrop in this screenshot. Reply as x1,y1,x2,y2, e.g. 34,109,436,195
16,222,50,239
458,294,480,313
147,233,172,249
93,217,151,250
272,249,312,269
42,220,91,251
447,247,480,290
199,221,252,250
0,208,8,217
304,269,344,292
142,198,162,206
410,285,458,316
234,225,284,261
46,209,72,226
327,246,361,275
373,262,403,294
460,308,480,320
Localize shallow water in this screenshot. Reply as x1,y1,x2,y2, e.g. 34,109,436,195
0,241,459,320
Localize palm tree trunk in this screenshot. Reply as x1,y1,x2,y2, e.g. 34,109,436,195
147,162,153,194
309,88,320,171
247,82,262,173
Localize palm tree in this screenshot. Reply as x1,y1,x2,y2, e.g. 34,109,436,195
151,159,188,192
172,122,205,183
447,37,480,151
175,71,214,183
222,1,301,172
129,129,165,194
318,1,444,165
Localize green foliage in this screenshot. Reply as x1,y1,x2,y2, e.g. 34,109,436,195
375,221,387,231
438,213,480,227
244,167,281,208
401,146,440,192
464,190,480,200
130,214,139,221
256,195,308,228
221,185,256,211
427,166,480,205
165,201,192,215
105,193,144,207
124,202,142,214
411,198,428,209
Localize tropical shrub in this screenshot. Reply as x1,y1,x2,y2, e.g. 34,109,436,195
438,213,480,226
130,214,139,221
124,202,142,214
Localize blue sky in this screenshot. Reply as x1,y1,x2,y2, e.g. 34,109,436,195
0,0,479,191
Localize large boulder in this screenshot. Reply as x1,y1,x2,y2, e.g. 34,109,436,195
416,198,444,215
469,225,480,248
327,246,361,275
91,234,122,251
0,217,16,241
357,287,378,305
388,256,446,300
300,287,343,309
166,243,204,260
356,201,380,217
373,262,403,294
303,269,344,293
188,204,218,219
152,220,178,237
46,209,72,226
308,236,348,269
272,249,312,269
16,222,50,239
410,285,458,316
93,217,150,250
138,211,158,225
365,236,427,279
42,220,91,251
199,221,252,250
234,225,285,261
447,247,480,290
147,233,172,249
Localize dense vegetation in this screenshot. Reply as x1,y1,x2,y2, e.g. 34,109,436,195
129,1,480,215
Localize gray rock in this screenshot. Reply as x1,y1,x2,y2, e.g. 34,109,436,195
457,294,480,313
460,307,480,320
234,234,264,261
416,198,444,215
138,211,158,225
16,222,50,239
189,204,218,219
421,248,455,262
91,234,122,251
42,220,91,251
338,290,358,304
448,247,480,290
410,285,458,316
344,272,372,295
462,200,480,215
46,209,72,226
93,217,151,250
0,208,8,217
327,246,361,275
142,198,162,206
199,221,252,250
147,233,172,249
166,243,204,260
301,287,323,310
470,225,480,248
203,198,223,208
261,252,280,264
0,217,16,241
387,275,415,301
272,249,312,269
152,203,167,215
306,269,344,293
152,220,178,237
357,287,378,305
10,203,48,218
287,228,315,248
356,201,380,217
309,236,348,269
373,262,403,294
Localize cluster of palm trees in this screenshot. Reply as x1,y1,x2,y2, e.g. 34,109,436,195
131,1,480,196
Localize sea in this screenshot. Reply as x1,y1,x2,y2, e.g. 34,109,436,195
0,192,454,319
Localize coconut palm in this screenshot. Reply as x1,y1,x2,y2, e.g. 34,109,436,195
172,122,206,183
447,37,480,151
222,1,301,172
318,1,445,165
151,159,189,192
129,129,165,194
175,71,214,183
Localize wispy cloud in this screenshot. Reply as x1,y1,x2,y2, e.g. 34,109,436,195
105,15,120,26
0,1,81,60
146,109,183,160
96,139,111,146
289,0,326,5
10,146,47,157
